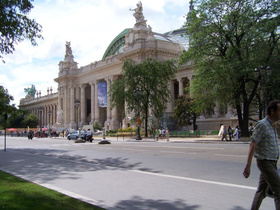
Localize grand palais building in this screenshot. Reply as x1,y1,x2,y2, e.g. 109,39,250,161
19,2,239,132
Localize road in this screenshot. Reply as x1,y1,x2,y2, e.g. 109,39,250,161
0,136,277,210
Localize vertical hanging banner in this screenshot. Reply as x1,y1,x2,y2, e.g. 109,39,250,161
98,82,107,107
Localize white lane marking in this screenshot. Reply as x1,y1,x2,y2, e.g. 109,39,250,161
160,151,185,154
119,145,224,150
121,149,148,152
131,170,257,190
215,154,247,158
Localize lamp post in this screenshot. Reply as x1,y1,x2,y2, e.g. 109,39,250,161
74,99,80,130
48,110,52,138
134,88,142,140
254,65,272,118
38,107,43,137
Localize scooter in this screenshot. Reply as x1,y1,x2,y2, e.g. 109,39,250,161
86,135,94,142
28,132,33,140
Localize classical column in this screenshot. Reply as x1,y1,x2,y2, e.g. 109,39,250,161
70,87,75,128
63,87,67,127
178,78,184,96
212,102,219,119
110,76,119,130
226,105,234,118
187,76,193,97
166,80,174,112
94,82,100,124
80,84,86,125
106,78,111,121
104,78,112,129
90,82,95,124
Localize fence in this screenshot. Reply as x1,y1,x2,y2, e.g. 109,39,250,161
169,130,219,137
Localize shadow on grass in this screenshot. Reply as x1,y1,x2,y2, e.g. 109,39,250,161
0,171,103,210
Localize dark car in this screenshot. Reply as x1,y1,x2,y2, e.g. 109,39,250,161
67,130,86,140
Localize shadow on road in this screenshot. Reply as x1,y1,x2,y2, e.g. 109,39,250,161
114,196,200,210
0,148,161,182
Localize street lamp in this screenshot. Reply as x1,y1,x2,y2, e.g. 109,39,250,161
38,107,43,137
134,88,142,140
254,65,272,118
48,110,52,138
74,99,80,130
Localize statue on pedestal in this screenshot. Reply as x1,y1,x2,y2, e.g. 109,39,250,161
130,1,148,30
24,84,36,98
64,41,74,62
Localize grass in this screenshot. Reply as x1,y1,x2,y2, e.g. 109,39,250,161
0,171,104,210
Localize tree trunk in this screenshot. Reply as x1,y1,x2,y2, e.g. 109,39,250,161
236,102,250,137
145,106,148,137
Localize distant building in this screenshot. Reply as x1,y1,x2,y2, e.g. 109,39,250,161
19,2,239,132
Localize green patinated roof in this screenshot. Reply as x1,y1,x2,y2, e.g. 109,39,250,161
102,28,132,59
102,28,188,59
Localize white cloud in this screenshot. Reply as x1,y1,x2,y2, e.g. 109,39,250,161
0,0,189,107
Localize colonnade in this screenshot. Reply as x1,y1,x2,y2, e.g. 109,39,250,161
59,76,119,129
29,104,57,128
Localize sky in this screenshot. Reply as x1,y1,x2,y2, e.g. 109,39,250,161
0,0,190,107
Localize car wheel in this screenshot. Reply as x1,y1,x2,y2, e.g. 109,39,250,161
68,136,71,140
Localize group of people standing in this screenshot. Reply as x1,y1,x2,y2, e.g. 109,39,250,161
152,127,169,141
219,124,240,141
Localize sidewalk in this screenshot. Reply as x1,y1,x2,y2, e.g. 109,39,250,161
92,135,251,144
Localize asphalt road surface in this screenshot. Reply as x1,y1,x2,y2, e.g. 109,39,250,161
0,136,277,210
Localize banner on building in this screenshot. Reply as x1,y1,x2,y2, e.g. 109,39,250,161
98,82,107,107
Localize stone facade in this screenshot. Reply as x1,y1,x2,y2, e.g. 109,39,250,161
19,2,241,131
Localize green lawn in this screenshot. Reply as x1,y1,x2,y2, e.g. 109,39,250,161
0,171,104,210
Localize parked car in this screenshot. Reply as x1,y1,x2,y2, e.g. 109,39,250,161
67,130,86,140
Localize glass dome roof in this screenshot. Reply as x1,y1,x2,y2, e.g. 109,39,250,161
102,28,188,59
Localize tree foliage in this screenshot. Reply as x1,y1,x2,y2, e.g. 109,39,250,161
0,86,14,115
0,0,43,62
22,113,38,128
109,58,177,137
180,0,280,136
172,95,199,130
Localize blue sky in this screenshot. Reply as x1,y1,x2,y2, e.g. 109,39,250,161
0,0,190,107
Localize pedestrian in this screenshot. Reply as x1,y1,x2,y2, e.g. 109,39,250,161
152,128,155,140
221,125,228,141
233,126,240,141
243,100,280,210
166,127,169,141
155,128,159,141
228,126,233,141
162,127,166,138
218,124,224,136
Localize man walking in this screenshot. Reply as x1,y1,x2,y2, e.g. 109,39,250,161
221,125,228,141
243,100,280,210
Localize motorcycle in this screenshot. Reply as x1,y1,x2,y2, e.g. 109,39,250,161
28,132,33,140
86,134,94,142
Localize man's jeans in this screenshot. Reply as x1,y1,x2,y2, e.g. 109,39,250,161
251,159,280,210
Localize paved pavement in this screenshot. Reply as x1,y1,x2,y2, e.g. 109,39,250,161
0,135,254,210
94,135,251,143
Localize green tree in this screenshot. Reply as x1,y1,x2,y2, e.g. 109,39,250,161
0,86,13,116
109,58,177,137
0,86,14,128
172,95,199,131
180,0,280,136
0,0,43,62
23,113,39,128
6,108,29,128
